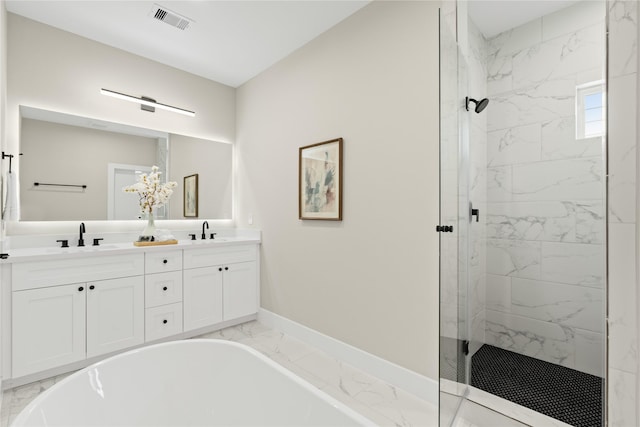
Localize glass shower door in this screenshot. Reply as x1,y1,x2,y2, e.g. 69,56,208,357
438,5,471,426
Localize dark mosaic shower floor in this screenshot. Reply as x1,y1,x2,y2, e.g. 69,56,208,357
471,345,604,427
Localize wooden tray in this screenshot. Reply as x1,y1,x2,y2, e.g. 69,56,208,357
133,239,178,247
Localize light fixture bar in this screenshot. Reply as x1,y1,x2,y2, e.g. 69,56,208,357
100,88,195,117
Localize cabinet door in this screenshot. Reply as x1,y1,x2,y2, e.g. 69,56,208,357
86,276,144,358
183,266,223,331
12,284,86,377
223,261,258,321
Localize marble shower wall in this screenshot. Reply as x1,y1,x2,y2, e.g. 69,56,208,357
483,1,606,377
607,1,639,426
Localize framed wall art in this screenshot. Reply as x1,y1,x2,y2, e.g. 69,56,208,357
299,138,343,220
183,173,198,217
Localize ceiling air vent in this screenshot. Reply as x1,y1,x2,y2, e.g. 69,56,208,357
149,4,193,31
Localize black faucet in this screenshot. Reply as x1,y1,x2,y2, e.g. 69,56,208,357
201,221,209,240
78,222,86,247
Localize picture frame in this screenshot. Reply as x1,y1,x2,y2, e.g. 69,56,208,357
299,138,343,220
183,174,198,218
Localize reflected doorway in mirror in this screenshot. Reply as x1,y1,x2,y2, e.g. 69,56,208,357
108,164,154,220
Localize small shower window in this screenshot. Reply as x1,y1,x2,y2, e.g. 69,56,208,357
576,81,605,139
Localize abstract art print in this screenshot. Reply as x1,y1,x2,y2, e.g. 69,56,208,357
183,174,198,217
299,138,343,220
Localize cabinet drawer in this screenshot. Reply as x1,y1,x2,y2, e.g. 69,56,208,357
145,303,183,342
13,254,144,291
145,250,182,274
145,271,183,308
183,244,256,269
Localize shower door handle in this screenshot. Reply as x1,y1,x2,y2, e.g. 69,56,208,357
470,203,479,223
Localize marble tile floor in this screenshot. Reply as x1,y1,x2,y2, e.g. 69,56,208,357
0,320,520,427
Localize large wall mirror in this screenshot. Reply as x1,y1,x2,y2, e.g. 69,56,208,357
18,106,232,221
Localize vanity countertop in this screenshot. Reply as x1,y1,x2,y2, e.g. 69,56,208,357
1,236,261,264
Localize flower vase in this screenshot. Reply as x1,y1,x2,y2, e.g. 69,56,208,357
140,212,156,241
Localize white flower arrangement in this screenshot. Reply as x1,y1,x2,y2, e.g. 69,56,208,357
123,166,177,215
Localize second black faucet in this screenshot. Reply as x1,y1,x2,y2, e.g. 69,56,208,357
201,221,209,240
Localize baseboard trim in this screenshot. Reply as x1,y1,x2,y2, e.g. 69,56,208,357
257,308,438,404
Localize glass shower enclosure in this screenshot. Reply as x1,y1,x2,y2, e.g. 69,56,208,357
439,1,607,426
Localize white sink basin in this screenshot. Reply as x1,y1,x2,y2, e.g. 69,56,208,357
85,244,119,250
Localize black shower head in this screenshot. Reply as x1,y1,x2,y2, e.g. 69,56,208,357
466,97,489,113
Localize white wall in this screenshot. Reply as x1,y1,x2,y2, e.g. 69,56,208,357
5,13,236,234
236,1,439,377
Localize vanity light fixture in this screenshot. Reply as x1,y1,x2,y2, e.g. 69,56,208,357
100,88,195,117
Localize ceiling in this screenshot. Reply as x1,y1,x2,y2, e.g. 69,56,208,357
5,0,370,88
6,1,584,87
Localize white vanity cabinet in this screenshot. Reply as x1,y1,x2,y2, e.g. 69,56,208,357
183,244,258,330
5,240,260,385
11,254,145,378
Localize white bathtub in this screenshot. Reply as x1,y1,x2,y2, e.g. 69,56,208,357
12,339,374,426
